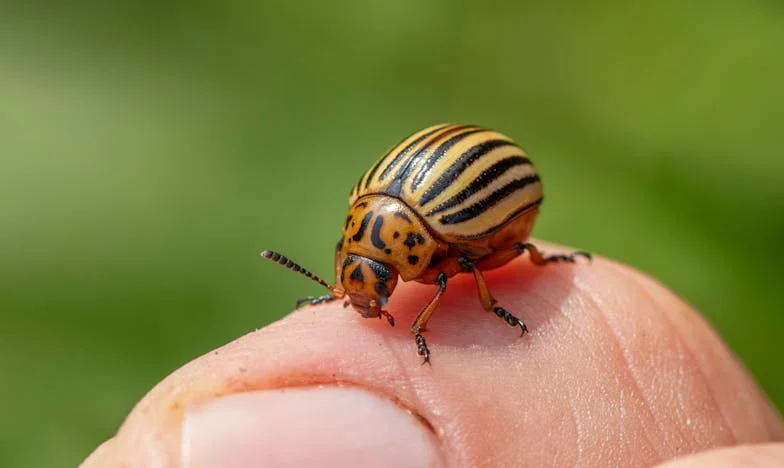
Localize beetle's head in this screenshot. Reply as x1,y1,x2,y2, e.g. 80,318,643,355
340,254,399,320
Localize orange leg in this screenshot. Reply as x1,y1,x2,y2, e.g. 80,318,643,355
475,242,591,271
409,272,447,364
296,240,346,308
458,256,528,336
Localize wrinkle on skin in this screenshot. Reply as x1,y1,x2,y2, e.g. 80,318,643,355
574,275,666,460
82,242,783,468
620,264,782,443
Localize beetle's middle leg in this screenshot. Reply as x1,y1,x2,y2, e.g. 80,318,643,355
458,256,528,336
410,272,448,365
296,240,346,308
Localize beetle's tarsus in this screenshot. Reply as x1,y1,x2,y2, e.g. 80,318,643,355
493,306,528,336
515,243,592,265
415,333,431,365
379,310,395,327
457,256,474,272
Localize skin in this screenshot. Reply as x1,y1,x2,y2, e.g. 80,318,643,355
81,242,784,467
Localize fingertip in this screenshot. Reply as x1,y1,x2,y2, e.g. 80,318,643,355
656,443,784,467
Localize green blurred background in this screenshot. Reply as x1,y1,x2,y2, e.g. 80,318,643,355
1,0,782,465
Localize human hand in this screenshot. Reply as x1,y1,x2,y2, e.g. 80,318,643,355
81,242,783,467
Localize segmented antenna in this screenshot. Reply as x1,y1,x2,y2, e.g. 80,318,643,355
260,250,333,291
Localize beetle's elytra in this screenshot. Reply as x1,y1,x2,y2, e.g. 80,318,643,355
262,124,590,363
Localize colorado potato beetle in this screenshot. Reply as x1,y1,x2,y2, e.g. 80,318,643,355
262,124,590,363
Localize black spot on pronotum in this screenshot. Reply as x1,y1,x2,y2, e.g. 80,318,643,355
393,231,400,239
350,265,364,283
370,215,386,249
404,233,416,248
415,234,425,245
408,255,419,265
384,248,392,254
352,211,373,241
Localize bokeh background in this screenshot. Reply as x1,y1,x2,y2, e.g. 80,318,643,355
2,0,782,465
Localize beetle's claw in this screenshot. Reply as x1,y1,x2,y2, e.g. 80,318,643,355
493,306,528,336
378,310,395,327
415,333,431,365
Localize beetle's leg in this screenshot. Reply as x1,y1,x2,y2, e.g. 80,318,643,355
295,294,334,308
295,240,346,309
459,256,528,336
515,242,591,265
409,272,448,365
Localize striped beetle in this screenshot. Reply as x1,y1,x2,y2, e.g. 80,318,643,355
262,124,590,363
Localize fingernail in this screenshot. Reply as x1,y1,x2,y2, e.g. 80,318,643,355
181,387,444,468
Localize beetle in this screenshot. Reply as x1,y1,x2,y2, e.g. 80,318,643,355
262,124,590,363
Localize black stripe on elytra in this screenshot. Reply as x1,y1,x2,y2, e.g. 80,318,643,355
352,211,374,241
344,214,353,230
385,125,475,197
377,124,451,182
466,196,544,240
361,149,394,191
439,175,540,225
426,156,532,216
370,215,386,249
418,139,519,207
350,173,364,197
409,128,485,192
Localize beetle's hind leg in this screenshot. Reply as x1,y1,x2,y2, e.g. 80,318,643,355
515,242,591,265
459,257,528,336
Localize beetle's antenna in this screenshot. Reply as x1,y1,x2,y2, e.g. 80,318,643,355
260,250,334,292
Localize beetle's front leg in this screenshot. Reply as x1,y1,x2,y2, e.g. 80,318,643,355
295,239,346,309
409,272,448,365
295,294,336,308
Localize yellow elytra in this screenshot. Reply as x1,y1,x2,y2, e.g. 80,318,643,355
262,124,590,363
